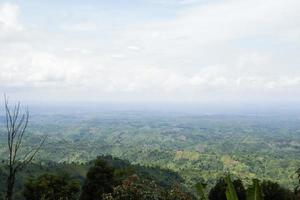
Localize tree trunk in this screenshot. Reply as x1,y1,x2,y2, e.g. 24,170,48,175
5,174,15,200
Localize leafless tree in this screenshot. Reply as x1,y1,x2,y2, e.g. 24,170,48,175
4,96,46,200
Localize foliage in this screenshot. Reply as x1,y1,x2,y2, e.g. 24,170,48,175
261,180,295,200
208,177,246,200
103,175,164,200
0,155,298,200
23,173,80,200
195,182,208,200
80,159,114,200
99,155,184,189
225,175,239,200
246,179,262,200
0,156,187,200
166,185,195,200
1,113,300,199
220,177,297,200
103,175,194,200
1,113,299,190
295,168,300,199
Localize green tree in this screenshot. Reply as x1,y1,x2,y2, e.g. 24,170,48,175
225,175,239,200
80,159,114,200
246,179,263,200
195,182,208,200
165,185,195,200
104,175,164,200
103,175,194,200
296,168,300,199
208,177,246,200
261,180,295,200
23,173,80,200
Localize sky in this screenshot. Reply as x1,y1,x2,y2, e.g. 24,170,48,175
0,0,300,106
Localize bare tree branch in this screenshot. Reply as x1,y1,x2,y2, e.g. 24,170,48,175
16,135,47,171
4,95,46,200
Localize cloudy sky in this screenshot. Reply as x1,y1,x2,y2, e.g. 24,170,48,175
0,0,300,105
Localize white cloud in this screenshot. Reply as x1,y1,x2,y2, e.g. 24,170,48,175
0,0,300,103
127,45,141,51
61,21,97,31
0,3,22,34
148,0,203,5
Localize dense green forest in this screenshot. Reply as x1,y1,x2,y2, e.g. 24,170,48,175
1,111,300,199
0,155,189,199
0,155,299,199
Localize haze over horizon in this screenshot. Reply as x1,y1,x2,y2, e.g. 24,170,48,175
1,0,300,105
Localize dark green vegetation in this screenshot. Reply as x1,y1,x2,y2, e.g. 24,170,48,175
1,111,300,199
80,159,114,200
0,156,189,199
0,156,299,199
220,174,298,200
208,177,246,200
23,173,80,200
